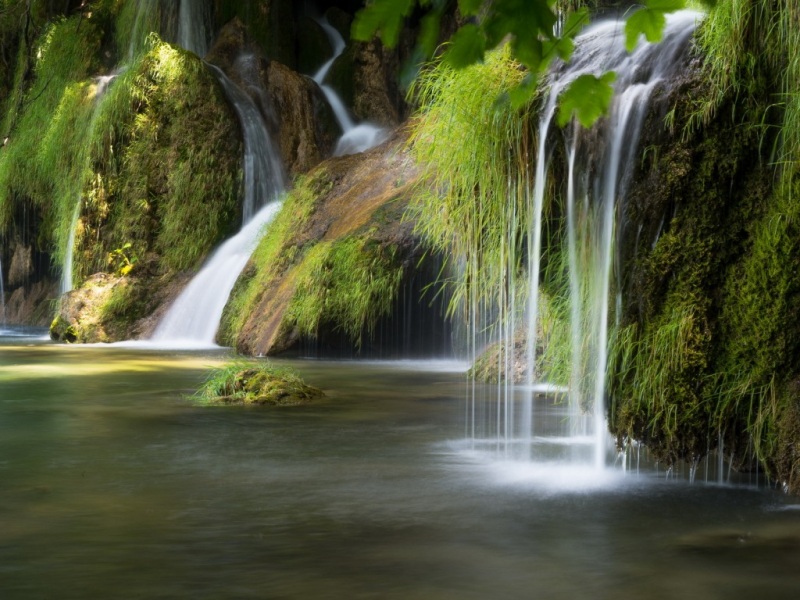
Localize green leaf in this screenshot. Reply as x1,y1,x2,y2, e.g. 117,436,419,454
624,0,686,52
417,11,442,59
561,7,590,38
442,24,486,69
507,74,539,110
646,0,687,11
557,71,617,128
624,7,666,52
351,0,415,48
458,0,482,16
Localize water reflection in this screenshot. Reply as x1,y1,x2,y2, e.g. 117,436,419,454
1,336,798,599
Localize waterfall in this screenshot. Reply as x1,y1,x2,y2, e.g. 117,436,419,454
177,0,211,57
150,65,285,346
61,72,122,296
127,0,157,63
470,11,701,470
313,17,388,156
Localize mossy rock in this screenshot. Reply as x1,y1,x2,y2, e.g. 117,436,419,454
195,362,325,406
49,272,156,343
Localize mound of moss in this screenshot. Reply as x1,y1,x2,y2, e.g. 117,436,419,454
194,361,325,406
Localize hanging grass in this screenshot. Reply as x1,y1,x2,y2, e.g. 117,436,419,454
407,45,538,325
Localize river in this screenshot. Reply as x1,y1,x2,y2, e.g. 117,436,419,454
1,328,798,598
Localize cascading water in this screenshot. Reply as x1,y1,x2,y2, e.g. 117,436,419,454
150,65,285,346
177,0,211,57
61,72,121,296
469,11,702,474
313,16,388,156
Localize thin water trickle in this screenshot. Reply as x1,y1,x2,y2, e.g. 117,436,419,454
177,0,211,57
312,16,388,156
61,71,122,296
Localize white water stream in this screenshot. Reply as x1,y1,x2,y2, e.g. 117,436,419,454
313,16,388,156
149,201,282,347
177,0,211,57
471,11,702,474
150,61,285,345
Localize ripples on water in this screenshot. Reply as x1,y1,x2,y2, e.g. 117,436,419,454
1,332,798,599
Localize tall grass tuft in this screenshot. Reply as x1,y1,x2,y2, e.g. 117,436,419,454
407,45,538,337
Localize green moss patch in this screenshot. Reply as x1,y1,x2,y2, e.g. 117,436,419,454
193,360,325,406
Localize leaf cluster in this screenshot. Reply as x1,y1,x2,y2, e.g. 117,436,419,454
354,0,715,125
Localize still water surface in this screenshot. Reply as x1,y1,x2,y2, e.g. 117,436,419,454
1,330,799,599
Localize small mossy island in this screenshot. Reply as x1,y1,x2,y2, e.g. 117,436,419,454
194,360,325,406
1,0,800,497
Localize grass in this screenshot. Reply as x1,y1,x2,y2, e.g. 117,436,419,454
407,44,538,360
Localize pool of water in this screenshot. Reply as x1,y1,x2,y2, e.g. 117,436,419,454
1,331,799,599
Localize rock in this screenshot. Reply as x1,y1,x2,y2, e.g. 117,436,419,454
265,60,339,175
207,18,338,176
296,14,333,75
4,279,57,326
50,273,123,343
8,244,32,288
327,39,402,127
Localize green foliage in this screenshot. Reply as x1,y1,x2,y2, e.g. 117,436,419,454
557,72,617,128
107,242,137,276
354,0,692,123
625,0,688,52
74,37,242,280
193,359,324,406
286,236,404,347
0,14,104,232
694,0,798,179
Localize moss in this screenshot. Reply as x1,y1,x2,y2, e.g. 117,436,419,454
76,38,242,280
285,234,404,347
607,44,785,469
219,169,329,345
193,360,324,406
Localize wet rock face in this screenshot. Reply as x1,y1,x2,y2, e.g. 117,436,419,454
264,60,339,175
1,231,58,326
8,244,32,288
207,17,338,176
229,129,425,357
